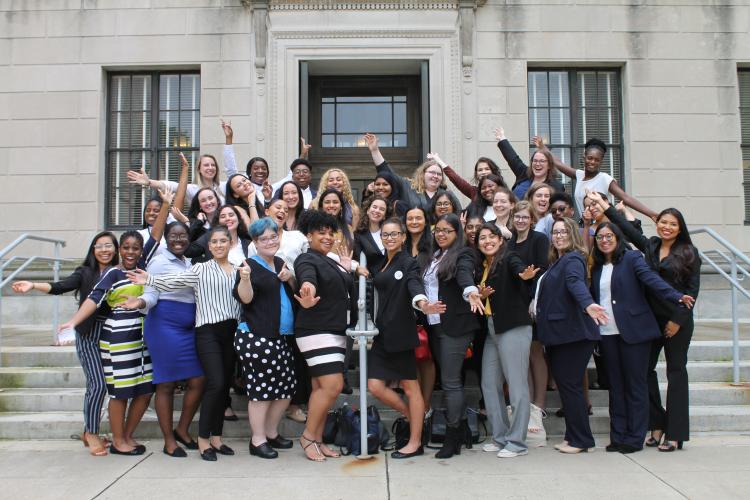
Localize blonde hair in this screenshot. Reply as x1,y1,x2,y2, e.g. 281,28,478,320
549,217,587,265
194,154,221,190
524,182,553,219
313,169,357,208
411,160,447,194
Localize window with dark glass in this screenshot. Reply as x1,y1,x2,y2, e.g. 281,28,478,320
105,71,200,229
739,69,750,224
321,95,408,148
527,69,623,193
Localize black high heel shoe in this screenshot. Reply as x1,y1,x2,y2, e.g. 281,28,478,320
645,431,664,447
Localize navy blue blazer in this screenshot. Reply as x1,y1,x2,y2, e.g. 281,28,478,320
590,250,684,344
535,252,600,347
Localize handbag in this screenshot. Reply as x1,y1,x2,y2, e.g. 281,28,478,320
429,408,483,446
338,404,383,456
415,325,431,361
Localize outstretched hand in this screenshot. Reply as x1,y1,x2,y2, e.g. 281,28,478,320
363,133,379,152
518,265,540,281
680,295,696,309
479,285,495,300
127,167,151,187
585,303,609,326
157,186,175,206
419,300,446,316
468,292,486,315
119,295,143,311
294,282,320,309
11,281,34,294
126,269,149,285
531,136,547,151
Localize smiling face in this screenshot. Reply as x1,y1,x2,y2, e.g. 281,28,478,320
583,197,604,222
308,227,335,254
405,208,426,235
493,191,513,219
433,219,457,250
423,165,443,192
480,179,499,203
198,155,218,182
255,228,280,258
475,161,492,179
551,220,571,252
265,199,289,227
373,178,392,198
434,194,453,217
584,148,604,175
550,200,574,221
230,175,254,198
512,208,532,234
208,231,231,260
119,236,143,270
464,217,484,246
595,226,617,259
281,184,299,210
367,199,387,225
326,170,345,191
477,228,503,259
218,206,239,232
249,160,268,184
291,164,312,189
166,225,189,257
530,151,550,180
321,193,342,217
656,213,680,243
93,235,116,267
198,190,218,216
380,221,406,254
144,200,161,227
532,186,551,216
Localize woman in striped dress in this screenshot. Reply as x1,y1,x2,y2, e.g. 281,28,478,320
128,226,242,462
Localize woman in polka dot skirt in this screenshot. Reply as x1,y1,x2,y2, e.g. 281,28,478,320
233,217,297,459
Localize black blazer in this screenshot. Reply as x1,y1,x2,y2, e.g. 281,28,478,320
185,232,251,263
354,230,386,276
590,251,685,344
233,256,295,339
373,251,425,352
294,250,354,333
604,206,701,328
430,247,480,337
477,251,533,334
535,252,600,347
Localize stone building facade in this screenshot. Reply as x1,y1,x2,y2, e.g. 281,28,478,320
1,0,749,256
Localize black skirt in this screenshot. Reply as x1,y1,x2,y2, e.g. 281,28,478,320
367,338,417,381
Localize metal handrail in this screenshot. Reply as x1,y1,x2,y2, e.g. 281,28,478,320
690,226,749,385
0,234,67,366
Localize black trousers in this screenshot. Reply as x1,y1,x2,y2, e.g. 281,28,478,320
195,319,237,439
547,340,596,449
648,318,693,442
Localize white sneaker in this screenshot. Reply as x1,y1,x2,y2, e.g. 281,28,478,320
482,442,501,452
497,448,528,458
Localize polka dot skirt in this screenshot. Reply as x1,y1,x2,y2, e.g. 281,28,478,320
234,330,297,402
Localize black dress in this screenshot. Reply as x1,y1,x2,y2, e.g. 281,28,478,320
368,251,426,381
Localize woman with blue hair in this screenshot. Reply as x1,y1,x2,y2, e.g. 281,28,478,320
234,218,298,459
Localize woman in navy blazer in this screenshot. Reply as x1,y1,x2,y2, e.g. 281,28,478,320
590,222,695,454
534,217,608,453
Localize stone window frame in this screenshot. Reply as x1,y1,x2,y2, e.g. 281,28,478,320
104,70,201,230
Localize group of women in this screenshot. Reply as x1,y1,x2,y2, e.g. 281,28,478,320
13,122,700,461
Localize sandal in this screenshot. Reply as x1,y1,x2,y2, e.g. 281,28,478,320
658,440,683,452
645,431,664,447
300,434,325,462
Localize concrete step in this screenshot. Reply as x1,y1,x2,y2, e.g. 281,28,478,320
0,346,79,367
2,404,750,440
3,383,748,413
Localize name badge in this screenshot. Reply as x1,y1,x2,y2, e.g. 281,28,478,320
394,271,403,280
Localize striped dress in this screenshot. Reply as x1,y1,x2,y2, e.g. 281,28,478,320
89,268,154,399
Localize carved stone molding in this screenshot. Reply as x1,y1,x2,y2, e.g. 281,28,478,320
273,29,456,39
269,0,457,10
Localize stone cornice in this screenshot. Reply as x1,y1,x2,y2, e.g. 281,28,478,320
242,0,485,10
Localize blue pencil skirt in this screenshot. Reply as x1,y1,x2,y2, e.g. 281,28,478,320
143,300,204,384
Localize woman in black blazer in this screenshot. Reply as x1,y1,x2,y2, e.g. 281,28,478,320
422,213,484,459
590,222,695,454
534,217,608,454
354,195,389,324
589,193,701,452
367,218,445,459
293,211,361,462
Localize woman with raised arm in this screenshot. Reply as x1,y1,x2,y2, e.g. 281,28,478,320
494,127,564,200
367,171,409,217
274,180,305,232
364,133,446,210
587,192,700,452
368,217,446,459
429,152,504,200
429,190,462,226
185,205,251,265
12,231,119,456
128,225,242,462
475,223,539,458
293,211,361,462
423,213,484,459
234,218,298,459
465,174,507,222
533,217,608,454
589,222,695,454
175,187,220,242
533,136,657,219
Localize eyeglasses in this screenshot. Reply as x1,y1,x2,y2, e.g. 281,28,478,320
551,229,569,237
435,202,452,208
94,243,115,250
551,206,569,214
257,234,280,245
433,228,456,235
167,235,189,242
293,168,311,175
513,215,531,221
595,233,615,242
381,231,403,240
425,170,443,177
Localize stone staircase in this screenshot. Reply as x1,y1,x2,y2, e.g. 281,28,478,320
1,337,748,441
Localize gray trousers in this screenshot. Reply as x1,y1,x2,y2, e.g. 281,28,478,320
481,319,532,452
432,324,475,426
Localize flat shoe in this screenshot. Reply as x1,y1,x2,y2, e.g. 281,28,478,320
619,444,641,454
605,443,622,452
557,444,589,454
223,414,239,422
212,444,235,456
173,430,198,450
267,434,294,449
391,446,424,459
200,448,217,461
249,441,278,459
110,444,145,456
553,440,569,451
163,446,187,458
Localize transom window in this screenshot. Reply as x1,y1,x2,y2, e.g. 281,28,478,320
321,95,408,148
